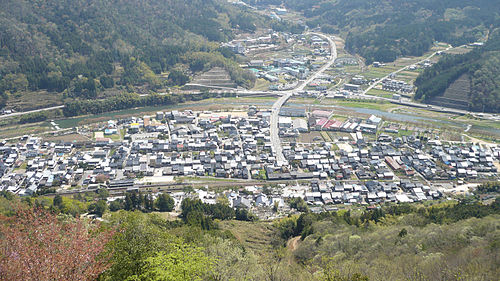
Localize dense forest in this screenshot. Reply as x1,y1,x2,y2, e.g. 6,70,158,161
415,31,500,112
0,0,262,109
0,190,499,280
246,0,499,64
62,91,236,117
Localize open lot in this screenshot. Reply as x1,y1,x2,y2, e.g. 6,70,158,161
297,131,323,143
43,133,90,142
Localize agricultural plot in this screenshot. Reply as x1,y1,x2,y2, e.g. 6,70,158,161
6,91,63,111
367,88,395,99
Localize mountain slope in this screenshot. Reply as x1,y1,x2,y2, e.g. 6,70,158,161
0,0,261,109
246,0,499,64
415,31,500,113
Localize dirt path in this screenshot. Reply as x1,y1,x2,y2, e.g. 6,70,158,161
462,134,497,148
285,236,301,265
287,236,301,252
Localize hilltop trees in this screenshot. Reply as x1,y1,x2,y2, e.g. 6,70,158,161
167,70,190,86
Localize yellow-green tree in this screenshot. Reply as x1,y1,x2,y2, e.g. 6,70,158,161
127,242,214,281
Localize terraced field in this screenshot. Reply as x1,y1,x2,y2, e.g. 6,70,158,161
184,67,237,90
220,220,276,256
429,74,471,110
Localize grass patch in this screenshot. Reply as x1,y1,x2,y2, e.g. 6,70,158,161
109,133,122,141
367,88,395,99
334,100,396,111
14,162,27,171
321,131,332,142
0,122,51,139
7,90,63,111
251,78,271,91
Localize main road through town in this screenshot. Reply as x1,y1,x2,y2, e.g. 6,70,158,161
270,33,338,166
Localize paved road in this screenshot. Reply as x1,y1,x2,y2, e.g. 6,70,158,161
0,105,65,120
270,32,338,166
270,94,292,165
182,83,238,91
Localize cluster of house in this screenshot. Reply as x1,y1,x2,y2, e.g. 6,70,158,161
162,176,444,219
408,60,434,70
1,105,499,204
0,137,82,195
277,108,380,138
157,177,443,219
115,109,283,181
250,57,311,86
306,73,335,91
304,180,442,205
264,116,498,184
0,108,276,195
239,34,332,90
269,7,287,21
429,141,499,178
222,32,278,55
335,57,358,67
381,78,413,93
343,83,361,93
350,75,368,85
223,30,317,56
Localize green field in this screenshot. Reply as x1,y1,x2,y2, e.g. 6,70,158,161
251,78,271,91
367,88,395,99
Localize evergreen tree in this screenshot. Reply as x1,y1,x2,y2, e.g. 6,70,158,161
53,195,63,209
156,194,175,212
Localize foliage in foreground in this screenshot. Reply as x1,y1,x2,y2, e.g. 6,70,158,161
289,201,500,280
127,243,213,281
2,191,500,280
0,205,113,281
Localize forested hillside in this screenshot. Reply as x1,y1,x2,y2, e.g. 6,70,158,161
246,0,499,64
276,199,500,280
1,191,499,280
415,31,500,112
0,0,262,109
